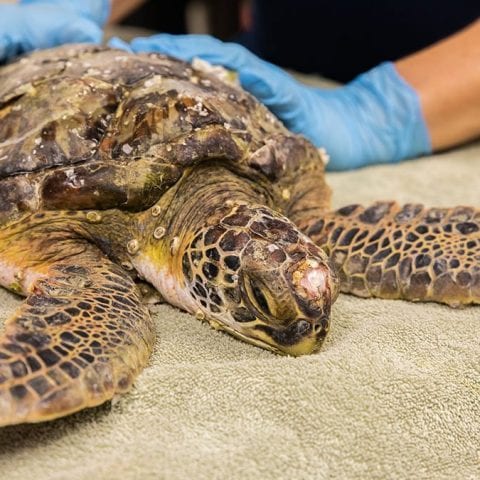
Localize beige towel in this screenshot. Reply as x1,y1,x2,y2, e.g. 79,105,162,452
1,144,479,479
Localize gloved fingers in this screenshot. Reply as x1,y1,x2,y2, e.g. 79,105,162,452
109,34,338,164
129,34,305,114
130,34,246,68
108,36,133,53
54,17,104,46
0,4,104,60
20,0,110,25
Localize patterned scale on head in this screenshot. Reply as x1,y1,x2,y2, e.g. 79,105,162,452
0,45,478,426
178,203,334,355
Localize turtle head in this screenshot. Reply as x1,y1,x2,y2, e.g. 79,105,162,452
179,205,339,356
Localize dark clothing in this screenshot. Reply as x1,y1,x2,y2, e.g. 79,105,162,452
121,0,189,34
243,0,479,81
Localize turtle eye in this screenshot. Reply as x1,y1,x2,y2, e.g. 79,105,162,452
248,278,271,316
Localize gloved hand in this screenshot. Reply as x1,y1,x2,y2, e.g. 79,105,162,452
109,34,432,170
0,0,111,63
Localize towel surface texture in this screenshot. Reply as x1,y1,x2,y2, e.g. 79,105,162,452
0,131,479,478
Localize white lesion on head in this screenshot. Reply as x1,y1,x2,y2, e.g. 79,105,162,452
292,259,328,300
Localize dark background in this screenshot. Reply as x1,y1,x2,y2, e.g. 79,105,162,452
121,0,480,81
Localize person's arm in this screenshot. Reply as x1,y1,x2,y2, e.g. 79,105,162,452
108,0,146,24
110,20,480,170
396,19,480,151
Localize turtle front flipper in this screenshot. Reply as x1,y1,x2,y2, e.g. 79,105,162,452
305,202,480,306
0,245,155,427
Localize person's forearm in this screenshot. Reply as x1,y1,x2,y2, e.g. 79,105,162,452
396,19,480,151
108,0,146,24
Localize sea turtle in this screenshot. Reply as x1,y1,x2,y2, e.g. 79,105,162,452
0,45,478,427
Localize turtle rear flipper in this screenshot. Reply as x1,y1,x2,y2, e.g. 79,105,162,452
0,246,155,426
306,202,480,306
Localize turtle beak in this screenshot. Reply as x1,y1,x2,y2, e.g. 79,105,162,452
211,314,330,356
246,313,331,356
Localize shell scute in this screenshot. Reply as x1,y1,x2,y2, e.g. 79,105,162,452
0,45,327,225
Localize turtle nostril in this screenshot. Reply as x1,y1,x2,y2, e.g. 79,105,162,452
313,314,330,334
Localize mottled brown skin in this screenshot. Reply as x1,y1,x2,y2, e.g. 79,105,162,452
0,245,154,424
0,45,478,426
303,203,480,306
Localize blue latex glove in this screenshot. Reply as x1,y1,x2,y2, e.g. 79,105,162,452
0,0,110,62
109,34,432,170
